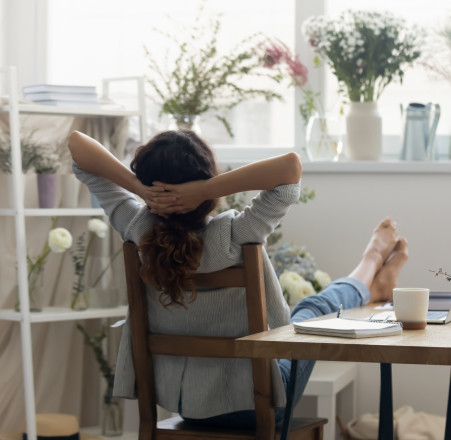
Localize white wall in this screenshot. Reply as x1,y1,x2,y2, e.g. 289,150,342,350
2,0,47,88
280,163,451,418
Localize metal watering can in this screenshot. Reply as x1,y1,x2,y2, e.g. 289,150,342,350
399,103,440,161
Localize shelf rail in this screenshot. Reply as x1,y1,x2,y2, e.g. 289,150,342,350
7,65,38,440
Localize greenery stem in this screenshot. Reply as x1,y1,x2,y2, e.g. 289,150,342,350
91,248,123,289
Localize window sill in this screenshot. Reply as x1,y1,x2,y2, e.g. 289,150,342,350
301,159,451,174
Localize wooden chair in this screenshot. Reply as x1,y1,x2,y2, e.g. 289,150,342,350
123,241,327,440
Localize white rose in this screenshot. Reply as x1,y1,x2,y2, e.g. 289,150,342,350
314,270,332,289
48,228,73,253
88,218,108,238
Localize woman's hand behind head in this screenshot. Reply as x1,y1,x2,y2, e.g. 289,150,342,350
145,180,209,216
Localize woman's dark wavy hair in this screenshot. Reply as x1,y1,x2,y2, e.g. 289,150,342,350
130,130,219,308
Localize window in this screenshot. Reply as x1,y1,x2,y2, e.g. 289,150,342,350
42,0,451,158
322,0,451,156
47,0,296,149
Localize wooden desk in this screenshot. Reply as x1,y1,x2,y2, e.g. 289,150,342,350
236,304,451,440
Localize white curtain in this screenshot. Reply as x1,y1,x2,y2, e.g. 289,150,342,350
0,113,129,431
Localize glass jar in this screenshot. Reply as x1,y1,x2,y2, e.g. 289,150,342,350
305,112,342,161
102,385,124,436
168,114,201,134
14,267,44,312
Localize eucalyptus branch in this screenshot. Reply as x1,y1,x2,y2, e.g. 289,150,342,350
77,323,115,387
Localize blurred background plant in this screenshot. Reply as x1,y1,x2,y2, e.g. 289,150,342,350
420,15,451,84
302,10,422,103
144,2,291,137
274,243,331,306
0,129,61,174
261,38,323,124
77,322,115,390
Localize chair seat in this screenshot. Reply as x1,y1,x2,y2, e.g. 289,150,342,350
157,415,327,440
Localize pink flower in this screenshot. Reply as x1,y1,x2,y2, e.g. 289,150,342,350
286,56,308,86
262,39,308,86
262,41,288,68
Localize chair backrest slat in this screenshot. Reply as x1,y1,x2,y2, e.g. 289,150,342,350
148,334,237,358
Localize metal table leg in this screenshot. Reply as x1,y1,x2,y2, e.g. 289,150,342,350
445,369,451,440
378,363,394,440
280,359,298,440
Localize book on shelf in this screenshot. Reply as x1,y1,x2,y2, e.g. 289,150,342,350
293,317,403,338
24,92,99,102
23,84,97,95
28,100,102,107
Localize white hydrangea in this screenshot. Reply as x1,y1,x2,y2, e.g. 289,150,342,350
314,270,332,290
279,270,316,305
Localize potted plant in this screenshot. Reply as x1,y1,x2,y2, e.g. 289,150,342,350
145,6,288,137
302,10,422,160
33,146,61,209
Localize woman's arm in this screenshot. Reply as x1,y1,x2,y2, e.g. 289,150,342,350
67,131,163,201
147,152,302,214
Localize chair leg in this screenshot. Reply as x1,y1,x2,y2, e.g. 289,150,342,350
280,359,298,440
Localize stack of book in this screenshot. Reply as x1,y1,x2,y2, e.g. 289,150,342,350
22,84,100,107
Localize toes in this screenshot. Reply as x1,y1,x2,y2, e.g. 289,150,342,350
376,217,392,230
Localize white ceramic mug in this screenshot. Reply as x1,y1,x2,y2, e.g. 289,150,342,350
393,288,429,330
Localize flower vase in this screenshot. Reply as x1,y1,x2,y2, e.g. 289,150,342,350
89,256,120,308
305,112,342,161
14,268,44,312
168,114,201,135
37,173,57,208
102,384,123,436
71,290,89,311
345,102,382,160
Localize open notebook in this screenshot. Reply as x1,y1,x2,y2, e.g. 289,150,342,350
293,317,402,339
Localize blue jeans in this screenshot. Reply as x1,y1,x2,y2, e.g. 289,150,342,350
182,277,369,429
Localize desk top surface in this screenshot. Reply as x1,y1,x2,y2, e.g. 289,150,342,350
236,304,451,366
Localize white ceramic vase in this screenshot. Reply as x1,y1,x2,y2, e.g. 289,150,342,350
345,102,382,160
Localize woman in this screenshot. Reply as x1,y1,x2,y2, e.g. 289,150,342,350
68,129,408,427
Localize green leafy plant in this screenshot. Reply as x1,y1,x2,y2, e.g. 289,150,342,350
144,3,287,137
0,131,61,174
71,219,121,309
77,323,115,391
302,10,422,102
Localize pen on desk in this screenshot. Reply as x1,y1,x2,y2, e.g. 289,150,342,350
337,304,343,318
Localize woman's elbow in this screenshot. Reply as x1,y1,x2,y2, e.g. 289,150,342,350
68,131,82,152
284,152,302,183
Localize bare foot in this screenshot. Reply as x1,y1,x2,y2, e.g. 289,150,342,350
370,238,409,303
348,218,399,288
363,217,399,270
